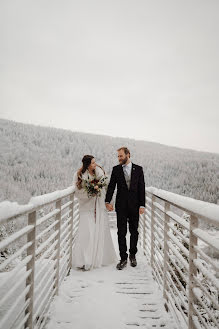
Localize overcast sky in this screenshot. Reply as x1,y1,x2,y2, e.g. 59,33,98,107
0,0,218,153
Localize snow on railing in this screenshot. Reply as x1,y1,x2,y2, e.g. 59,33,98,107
0,187,79,329
1,186,218,329
139,187,219,329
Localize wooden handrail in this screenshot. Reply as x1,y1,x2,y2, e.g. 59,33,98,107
0,186,75,224
139,188,219,329
0,189,79,329
1,186,218,329
146,187,219,226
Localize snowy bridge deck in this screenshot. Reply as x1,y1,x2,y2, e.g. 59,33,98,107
0,187,218,329
46,229,176,329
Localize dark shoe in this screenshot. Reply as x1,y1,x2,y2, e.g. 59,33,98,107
129,254,137,267
77,265,85,270
77,265,90,271
116,259,127,270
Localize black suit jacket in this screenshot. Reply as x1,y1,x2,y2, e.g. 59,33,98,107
105,163,145,212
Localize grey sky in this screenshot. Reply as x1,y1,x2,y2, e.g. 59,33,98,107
0,0,219,153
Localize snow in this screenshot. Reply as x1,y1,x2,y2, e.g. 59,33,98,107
197,230,219,263
147,187,219,225
0,258,56,329
29,186,75,207
194,259,219,290
2,185,218,328
45,229,177,329
166,211,189,230
0,228,177,329
167,240,189,271
0,201,34,224
167,231,189,257
0,225,34,251
193,228,219,251
0,187,75,224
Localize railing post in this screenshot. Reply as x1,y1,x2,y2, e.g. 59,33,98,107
143,212,146,255
55,199,61,295
142,193,147,255
163,202,170,301
188,214,198,329
69,193,74,270
25,210,37,329
150,195,155,269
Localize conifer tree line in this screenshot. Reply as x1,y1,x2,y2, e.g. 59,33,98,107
0,119,218,205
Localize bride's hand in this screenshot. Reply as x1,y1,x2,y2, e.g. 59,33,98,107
139,207,145,215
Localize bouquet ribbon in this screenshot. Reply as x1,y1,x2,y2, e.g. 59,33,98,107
94,195,98,223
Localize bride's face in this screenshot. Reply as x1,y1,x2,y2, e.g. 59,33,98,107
89,158,96,171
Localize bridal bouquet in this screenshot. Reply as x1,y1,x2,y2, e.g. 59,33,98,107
83,175,108,198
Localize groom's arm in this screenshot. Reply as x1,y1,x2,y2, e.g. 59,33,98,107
138,167,145,208
105,167,117,203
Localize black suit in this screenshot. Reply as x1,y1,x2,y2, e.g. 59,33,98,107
105,163,145,260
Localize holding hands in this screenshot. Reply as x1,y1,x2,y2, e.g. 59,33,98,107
105,203,114,211
139,207,145,215
106,203,144,215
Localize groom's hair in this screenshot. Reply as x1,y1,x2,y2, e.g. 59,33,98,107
117,147,130,156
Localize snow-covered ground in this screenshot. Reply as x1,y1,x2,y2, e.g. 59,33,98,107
45,229,177,329
0,258,56,329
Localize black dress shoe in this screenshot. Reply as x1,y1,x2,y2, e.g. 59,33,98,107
116,259,127,270
129,254,137,267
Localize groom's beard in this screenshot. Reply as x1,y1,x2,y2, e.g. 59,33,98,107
120,156,129,165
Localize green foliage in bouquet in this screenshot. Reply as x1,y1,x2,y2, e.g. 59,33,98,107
83,175,108,198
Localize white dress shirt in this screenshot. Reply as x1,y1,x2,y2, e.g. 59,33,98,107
122,161,132,177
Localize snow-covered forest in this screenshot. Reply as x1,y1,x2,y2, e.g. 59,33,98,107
0,118,219,205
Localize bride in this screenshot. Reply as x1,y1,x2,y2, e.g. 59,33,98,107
72,155,117,270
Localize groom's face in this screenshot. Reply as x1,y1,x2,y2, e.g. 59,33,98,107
117,150,129,165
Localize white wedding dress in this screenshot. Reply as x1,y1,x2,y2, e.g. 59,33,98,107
72,166,117,270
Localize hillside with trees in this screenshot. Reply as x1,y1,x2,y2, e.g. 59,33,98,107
0,119,218,204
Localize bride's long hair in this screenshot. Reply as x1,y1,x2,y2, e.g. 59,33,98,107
76,155,105,189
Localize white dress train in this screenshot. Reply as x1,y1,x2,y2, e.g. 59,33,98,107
72,166,117,270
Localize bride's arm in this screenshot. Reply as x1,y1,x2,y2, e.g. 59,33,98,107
72,172,78,190
72,171,87,200
96,167,110,199
104,172,110,187
96,166,108,182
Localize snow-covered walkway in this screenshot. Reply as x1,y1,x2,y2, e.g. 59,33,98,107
46,229,176,329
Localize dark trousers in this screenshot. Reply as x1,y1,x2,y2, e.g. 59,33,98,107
116,205,139,260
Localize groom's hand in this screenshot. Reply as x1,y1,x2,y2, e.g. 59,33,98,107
106,203,114,211
139,207,145,215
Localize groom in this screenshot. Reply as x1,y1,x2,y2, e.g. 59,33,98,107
105,147,145,270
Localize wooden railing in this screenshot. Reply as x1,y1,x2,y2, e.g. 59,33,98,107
1,186,218,329
139,187,219,329
0,187,79,329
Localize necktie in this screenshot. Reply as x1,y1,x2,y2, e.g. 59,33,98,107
123,165,128,176
123,166,130,189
